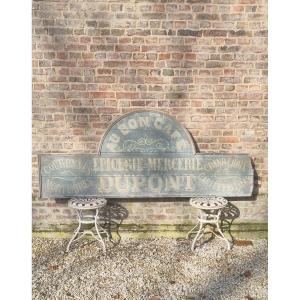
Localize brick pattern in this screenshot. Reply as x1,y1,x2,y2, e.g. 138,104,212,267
32,0,267,229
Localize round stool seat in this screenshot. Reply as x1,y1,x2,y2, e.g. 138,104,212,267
68,197,107,210
190,196,228,210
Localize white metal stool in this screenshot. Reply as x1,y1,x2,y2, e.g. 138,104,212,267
187,196,232,251
66,198,110,253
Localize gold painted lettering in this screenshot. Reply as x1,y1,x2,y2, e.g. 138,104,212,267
99,176,114,193
163,123,172,135
128,118,138,129
131,176,146,193
148,158,158,170
106,133,120,152
110,133,120,143
185,176,194,191
115,176,129,193
154,117,164,130
137,116,150,128
171,130,181,140
148,175,163,193
165,176,180,191
118,123,130,135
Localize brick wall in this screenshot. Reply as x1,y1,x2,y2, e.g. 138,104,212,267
32,0,268,231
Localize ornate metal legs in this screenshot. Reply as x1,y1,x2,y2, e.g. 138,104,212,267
66,222,81,253
189,221,204,251
188,209,232,251
66,208,110,253
93,208,110,253
215,221,231,250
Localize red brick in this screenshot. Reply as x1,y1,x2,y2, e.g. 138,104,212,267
104,61,127,67
172,77,193,84
115,45,140,52
129,61,154,67
158,53,170,60
233,5,244,12
89,92,115,99
219,137,239,143
33,84,46,90
153,4,165,12
94,76,116,83
142,45,166,52
116,92,139,99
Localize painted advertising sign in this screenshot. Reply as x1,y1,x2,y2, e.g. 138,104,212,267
39,111,254,198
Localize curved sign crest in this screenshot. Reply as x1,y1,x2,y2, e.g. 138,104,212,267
99,110,195,155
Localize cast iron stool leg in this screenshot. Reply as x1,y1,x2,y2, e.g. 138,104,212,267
191,220,204,251
215,221,232,250
66,210,82,253
94,208,109,254
186,222,200,239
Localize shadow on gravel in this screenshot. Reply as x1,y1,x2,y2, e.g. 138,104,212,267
139,244,267,300
192,248,267,300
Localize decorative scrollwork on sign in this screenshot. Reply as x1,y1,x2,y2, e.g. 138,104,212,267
120,136,174,153
99,110,196,154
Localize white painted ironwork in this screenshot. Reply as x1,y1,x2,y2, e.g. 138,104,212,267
66,198,109,253
187,196,232,251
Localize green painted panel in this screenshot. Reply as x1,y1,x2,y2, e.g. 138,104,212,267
40,154,253,198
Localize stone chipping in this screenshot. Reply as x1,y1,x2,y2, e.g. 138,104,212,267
32,237,267,300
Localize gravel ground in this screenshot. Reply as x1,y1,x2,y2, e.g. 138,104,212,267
32,237,267,300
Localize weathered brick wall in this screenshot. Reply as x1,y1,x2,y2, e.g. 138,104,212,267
32,0,267,231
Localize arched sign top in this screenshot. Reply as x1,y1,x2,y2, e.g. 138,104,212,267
99,110,196,155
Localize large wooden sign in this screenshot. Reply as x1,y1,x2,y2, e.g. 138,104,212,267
39,111,254,198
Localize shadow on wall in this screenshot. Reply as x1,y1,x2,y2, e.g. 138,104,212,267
98,202,129,244
220,202,240,243
190,133,200,153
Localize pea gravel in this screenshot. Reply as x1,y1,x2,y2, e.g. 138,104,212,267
32,237,267,300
